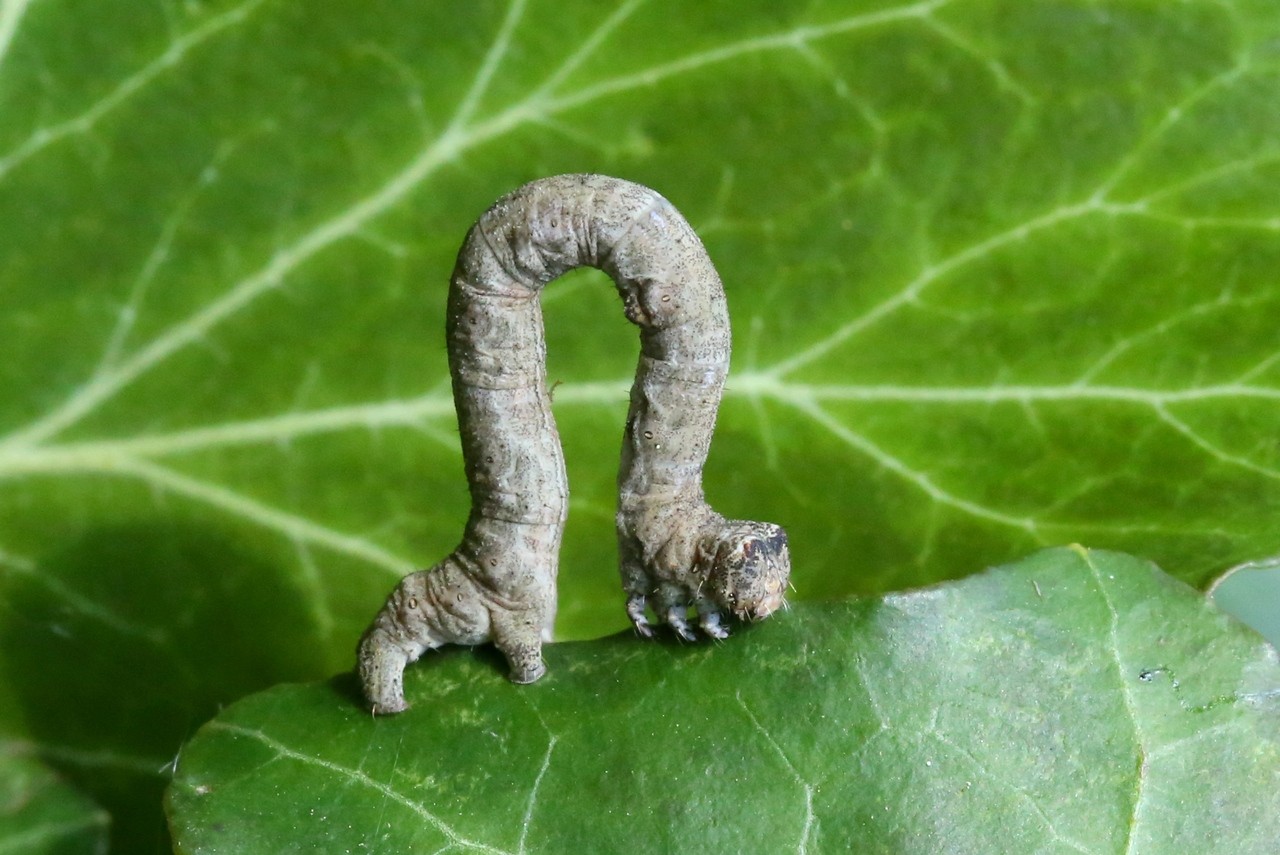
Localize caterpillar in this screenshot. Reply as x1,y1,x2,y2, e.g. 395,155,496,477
358,174,791,714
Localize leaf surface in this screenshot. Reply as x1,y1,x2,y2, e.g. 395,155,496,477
166,549,1280,854
0,749,108,855
2,0,1279,849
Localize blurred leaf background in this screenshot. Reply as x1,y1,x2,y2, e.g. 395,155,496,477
1,0,1278,850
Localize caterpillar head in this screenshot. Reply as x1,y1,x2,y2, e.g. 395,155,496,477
703,521,791,622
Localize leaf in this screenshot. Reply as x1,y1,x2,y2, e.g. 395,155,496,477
164,548,1280,853
0,524,322,850
0,748,108,855
1211,557,1280,648
2,0,1279,850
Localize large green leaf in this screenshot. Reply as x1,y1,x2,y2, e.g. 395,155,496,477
165,549,1280,853
2,0,1279,850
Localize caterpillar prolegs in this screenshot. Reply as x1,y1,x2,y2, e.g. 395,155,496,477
358,174,791,714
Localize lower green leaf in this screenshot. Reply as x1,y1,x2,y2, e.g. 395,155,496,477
0,749,108,855
166,548,1280,853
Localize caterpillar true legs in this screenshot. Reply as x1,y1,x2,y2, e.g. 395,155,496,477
358,174,791,714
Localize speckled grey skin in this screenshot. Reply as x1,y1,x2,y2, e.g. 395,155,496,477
358,174,791,714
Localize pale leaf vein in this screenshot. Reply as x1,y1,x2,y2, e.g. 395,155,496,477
205,722,513,854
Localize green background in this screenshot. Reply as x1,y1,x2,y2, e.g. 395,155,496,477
1,0,1278,850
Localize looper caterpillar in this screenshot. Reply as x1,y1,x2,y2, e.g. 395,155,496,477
358,174,791,714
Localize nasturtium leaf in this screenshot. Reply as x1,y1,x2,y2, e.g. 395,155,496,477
2,0,1279,851
0,750,108,855
166,549,1280,854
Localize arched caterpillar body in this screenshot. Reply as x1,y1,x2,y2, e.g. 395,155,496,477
358,174,791,714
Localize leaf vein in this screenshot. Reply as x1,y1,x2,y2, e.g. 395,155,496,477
4,455,413,577
765,199,1103,378
8,392,458,462
17,740,169,777
525,0,648,104
1093,60,1251,202
0,554,171,648
736,692,815,855
439,0,528,140
536,0,954,115
0,813,109,854
0,0,38,75
1154,403,1280,481
516,735,556,855
0,0,267,182
1078,548,1148,855
783,395,1039,532
206,722,514,854
926,730,1094,855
